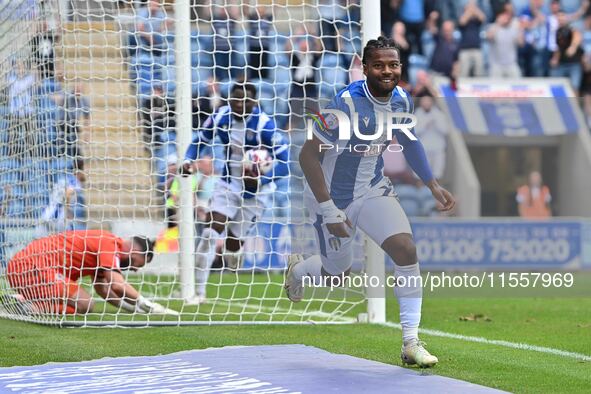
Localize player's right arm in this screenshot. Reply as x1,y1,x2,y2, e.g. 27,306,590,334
300,135,352,238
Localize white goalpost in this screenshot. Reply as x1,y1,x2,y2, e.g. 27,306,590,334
0,0,386,327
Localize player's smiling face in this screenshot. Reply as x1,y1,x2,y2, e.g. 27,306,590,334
363,49,401,99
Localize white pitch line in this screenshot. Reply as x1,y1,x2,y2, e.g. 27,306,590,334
380,321,591,362
218,299,356,323
130,291,591,362
222,302,591,362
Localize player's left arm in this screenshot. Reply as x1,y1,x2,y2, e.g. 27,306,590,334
181,111,217,175
396,97,455,212
94,269,178,315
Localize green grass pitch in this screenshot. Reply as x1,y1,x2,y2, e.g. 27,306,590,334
1,272,590,393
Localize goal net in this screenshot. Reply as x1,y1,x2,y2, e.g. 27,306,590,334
0,0,384,327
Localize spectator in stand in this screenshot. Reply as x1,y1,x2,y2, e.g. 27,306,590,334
399,0,426,54
458,0,486,77
391,22,410,83
550,12,584,92
247,6,274,80
486,6,524,78
287,34,321,129
581,13,591,125
7,61,36,157
31,21,59,80
37,159,87,237
381,0,402,37
140,84,174,148
429,20,460,80
318,0,348,52
136,0,171,57
413,94,448,181
544,0,562,76
518,0,547,77
516,171,552,218
141,84,177,189
411,69,439,97
543,0,588,77
434,0,462,22
490,0,511,21
212,5,240,81
193,78,222,131
55,81,90,161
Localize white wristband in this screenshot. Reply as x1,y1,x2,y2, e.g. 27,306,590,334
319,200,347,224
136,295,153,313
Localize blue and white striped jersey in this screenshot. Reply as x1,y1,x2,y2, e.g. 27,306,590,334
312,80,434,209
185,105,289,194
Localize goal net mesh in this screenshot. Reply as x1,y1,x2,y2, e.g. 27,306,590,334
0,0,375,326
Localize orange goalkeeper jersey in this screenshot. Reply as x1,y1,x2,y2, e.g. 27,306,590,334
9,230,124,281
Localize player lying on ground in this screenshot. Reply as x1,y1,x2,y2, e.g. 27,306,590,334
181,82,289,304
285,37,455,367
5,230,178,315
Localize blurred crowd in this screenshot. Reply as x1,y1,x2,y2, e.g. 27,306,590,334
124,0,584,218
382,0,590,84
123,0,363,221
1,15,89,226
2,0,577,223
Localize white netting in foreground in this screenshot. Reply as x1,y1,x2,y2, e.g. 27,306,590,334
0,0,380,326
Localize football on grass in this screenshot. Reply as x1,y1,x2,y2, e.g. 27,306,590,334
242,149,273,177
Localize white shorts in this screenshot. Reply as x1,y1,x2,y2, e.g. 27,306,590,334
305,179,412,275
208,179,272,239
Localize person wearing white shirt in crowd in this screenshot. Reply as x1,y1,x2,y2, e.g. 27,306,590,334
487,6,525,78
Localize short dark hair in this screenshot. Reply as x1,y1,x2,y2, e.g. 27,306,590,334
362,36,400,65
231,82,257,98
132,236,155,263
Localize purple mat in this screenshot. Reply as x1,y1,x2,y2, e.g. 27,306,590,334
0,344,507,393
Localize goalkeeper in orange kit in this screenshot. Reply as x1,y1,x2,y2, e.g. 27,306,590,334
4,230,178,315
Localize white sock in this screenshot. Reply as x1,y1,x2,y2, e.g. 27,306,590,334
195,227,221,297
394,263,422,343
293,255,323,285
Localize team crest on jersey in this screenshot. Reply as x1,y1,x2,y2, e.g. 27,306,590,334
362,116,370,127
328,236,341,251
325,113,338,130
